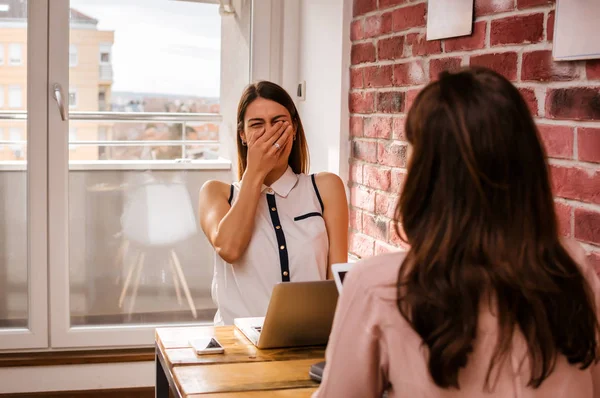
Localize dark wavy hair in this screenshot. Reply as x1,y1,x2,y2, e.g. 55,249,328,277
235,81,309,180
396,67,599,391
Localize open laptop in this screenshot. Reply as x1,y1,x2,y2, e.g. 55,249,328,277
309,263,354,383
234,280,339,349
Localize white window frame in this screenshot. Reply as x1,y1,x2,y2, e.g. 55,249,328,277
69,44,78,67
9,126,22,152
0,0,49,351
8,85,22,108
0,44,4,65
47,0,248,349
9,43,22,66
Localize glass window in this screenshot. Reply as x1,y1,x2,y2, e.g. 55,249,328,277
0,85,4,108
0,44,4,65
9,43,22,65
8,85,22,108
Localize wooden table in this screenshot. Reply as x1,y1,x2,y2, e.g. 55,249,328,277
155,326,324,397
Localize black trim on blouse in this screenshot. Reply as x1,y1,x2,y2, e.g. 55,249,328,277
227,184,234,205
311,174,324,212
266,194,291,282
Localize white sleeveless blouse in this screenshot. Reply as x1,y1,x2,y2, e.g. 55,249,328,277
211,167,329,325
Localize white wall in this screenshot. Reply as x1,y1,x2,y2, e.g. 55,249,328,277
295,0,352,186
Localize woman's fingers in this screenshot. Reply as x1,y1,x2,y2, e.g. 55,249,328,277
267,125,293,156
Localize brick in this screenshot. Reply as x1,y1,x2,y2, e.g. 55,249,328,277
587,60,600,80
522,51,580,82
405,88,421,113
365,15,385,38
470,52,518,81
537,124,573,159
350,187,376,212
364,65,395,88
574,208,600,246
393,61,427,86
350,116,364,137
375,192,398,218
430,57,462,81
547,11,555,42
393,117,406,140
377,91,405,113
391,169,407,190
551,166,600,205
578,128,600,164
349,92,375,114
349,208,362,231
363,213,389,240
588,251,600,275
389,222,408,247
379,0,408,9
351,42,376,65
364,164,392,190
406,32,442,56
350,20,364,41
444,21,486,52
517,0,554,8
364,116,392,139
352,139,378,162
475,0,514,17
375,241,400,255
555,201,572,237
350,232,375,258
351,68,364,89
377,36,405,61
519,88,539,117
350,162,364,184
546,88,600,121
491,14,544,46
353,0,377,17
378,141,408,167
391,3,426,32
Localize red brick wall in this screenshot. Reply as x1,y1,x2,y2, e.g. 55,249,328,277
349,0,600,270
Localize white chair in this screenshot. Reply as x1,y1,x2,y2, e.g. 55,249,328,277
117,173,198,318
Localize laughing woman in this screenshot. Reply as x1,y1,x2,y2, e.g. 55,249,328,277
198,81,349,325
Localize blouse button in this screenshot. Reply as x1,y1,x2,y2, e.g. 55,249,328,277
283,271,289,277
271,207,276,211
276,225,281,230
280,245,285,250
267,189,274,194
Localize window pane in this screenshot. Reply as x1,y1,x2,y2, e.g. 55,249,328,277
9,43,21,65
69,44,78,67
68,0,223,327
0,0,27,330
8,85,21,108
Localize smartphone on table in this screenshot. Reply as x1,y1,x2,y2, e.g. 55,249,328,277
189,337,224,355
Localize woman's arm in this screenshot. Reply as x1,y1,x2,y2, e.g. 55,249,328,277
315,172,349,279
198,175,264,264
313,264,386,398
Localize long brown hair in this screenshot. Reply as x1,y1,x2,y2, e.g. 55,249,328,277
396,67,599,390
236,81,309,180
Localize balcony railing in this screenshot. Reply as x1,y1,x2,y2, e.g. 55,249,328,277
0,110,230,171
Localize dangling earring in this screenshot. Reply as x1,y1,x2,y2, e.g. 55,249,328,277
241,140,247,146
293,135,296,141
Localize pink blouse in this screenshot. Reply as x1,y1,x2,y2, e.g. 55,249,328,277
314,241,600,398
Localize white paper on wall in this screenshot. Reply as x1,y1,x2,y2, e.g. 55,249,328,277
426,0,474,41
554,0,600,60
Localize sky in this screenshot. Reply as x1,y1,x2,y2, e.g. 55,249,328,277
71,0,222,98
